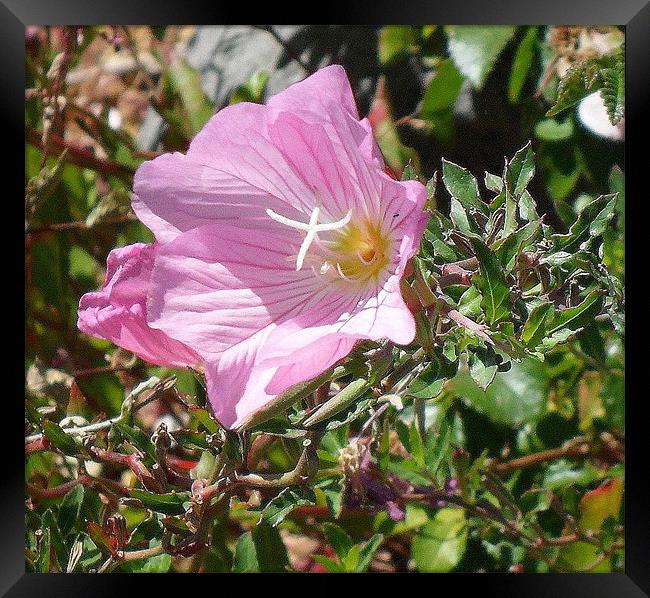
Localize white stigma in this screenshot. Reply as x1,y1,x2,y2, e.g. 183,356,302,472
266,206,352,271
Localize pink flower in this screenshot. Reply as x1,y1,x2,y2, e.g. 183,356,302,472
78,243,201,369
79,65,428,430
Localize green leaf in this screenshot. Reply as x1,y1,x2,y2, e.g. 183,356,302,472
600,59,624,125
241,523,289,572
112,421,157,463
521,301,554,348
534,117,574,142
546,51,622,119
323,523,354,559
485,172,503,193
129,552,172,573
494,218,542,271
450,358,549,427
312,554,346,572
557,478,623,572
36,527,52,572
161,58,214,137
378,26,416,64
421,60,464,116
86,521,113,556
229,71,270,105
406,364,445,399
470,237,510,326
85,189,132,228
59,485,85,536
450,198,473,234
508,27,538,104
506,141,535,199
412,508,467,572
261,487,316,527
442,159,486,214
445,26,516,89
232,532,259,572
42,420,78,454
551,194,617,252
188,405,220,434
303,379,370,427
355,534,384,572
467,349,499,391
546,290,604,336
128,489,190,515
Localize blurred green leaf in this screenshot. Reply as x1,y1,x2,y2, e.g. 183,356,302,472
379,26,416,64
445,26,516,89
534,117,574,141
421,59,464,116
450,358,549,427
508,27,538,104
230,71,270,105
323,522,354,559
412,508,467,572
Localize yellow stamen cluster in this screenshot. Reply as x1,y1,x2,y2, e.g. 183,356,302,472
266,206,391,285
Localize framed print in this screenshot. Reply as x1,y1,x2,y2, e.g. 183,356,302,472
4,0,647,594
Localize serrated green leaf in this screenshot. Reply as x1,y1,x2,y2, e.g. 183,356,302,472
551,194,617,252
521,301,554,348
442,159,486,214
547,291,604,336
470,237,510,325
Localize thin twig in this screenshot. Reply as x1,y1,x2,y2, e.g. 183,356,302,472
26,126,136,182
255,26,314,75
490,437,591,476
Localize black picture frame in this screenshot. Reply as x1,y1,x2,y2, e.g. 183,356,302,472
7,1,646,594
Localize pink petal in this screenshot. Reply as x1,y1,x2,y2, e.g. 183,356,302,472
267,64,361,121
267,65,384,166
132,69,387,242
208,332,357,430
77,244,200,369
146,223,335,362
203,329,277,429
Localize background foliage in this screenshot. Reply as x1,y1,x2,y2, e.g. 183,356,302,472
25,25,624,573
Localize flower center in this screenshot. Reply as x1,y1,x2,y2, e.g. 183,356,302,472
266,206,390,285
